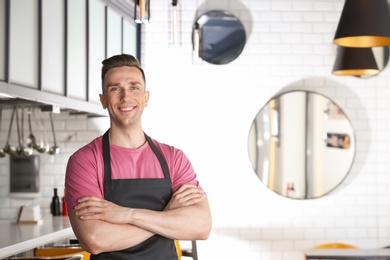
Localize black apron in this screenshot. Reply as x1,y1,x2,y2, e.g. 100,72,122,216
90,130,177,260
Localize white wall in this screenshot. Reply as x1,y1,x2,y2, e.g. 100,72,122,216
1,0,390,259
140,0,390,259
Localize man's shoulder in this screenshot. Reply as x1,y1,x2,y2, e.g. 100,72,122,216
149,137,179,153
148,137,189,164
71,135,103,157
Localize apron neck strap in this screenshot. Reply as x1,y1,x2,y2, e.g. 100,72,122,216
102,130,171,196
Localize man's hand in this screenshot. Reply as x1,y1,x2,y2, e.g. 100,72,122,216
165,184,205,211
74,196,132,224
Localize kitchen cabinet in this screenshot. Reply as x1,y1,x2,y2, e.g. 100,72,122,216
67,0,87,101
42,0,65,96
68,0,88,100
0,0,6,81
0,0,140,116
9,0,39,88
107,8,122,58
87,0,106,105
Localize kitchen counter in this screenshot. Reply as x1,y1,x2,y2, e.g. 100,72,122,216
0,216,74,259
305,248,390,259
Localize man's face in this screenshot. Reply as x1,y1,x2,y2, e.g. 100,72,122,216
100,66,149,129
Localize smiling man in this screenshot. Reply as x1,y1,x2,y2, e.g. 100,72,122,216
65,54,212,259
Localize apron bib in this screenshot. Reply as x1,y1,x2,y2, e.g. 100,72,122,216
90,131,177,260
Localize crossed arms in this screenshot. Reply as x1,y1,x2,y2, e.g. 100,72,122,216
68,184,212,255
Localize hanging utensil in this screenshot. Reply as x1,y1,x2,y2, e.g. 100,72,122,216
14,106,23,156
35,109,49,153
0,108,5,158
48,112,59,155
26,107,37,149
3,106,16,155
19,107,33,157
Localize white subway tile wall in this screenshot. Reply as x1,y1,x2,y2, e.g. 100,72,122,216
0,111,108,218
1,0,390,259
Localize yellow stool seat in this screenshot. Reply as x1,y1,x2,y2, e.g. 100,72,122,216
313,243,358,249
35,247,90,260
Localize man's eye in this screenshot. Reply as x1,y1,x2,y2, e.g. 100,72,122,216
110,87,119,91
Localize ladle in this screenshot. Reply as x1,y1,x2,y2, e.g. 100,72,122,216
35,109,49,153
0,108,5,157
26,107,37,149
48,112,59,155
14,107,27,157
19,107,33,157
3,106,16,155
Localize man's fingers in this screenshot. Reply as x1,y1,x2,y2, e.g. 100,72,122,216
174,188,204,200
173,190,205,206
77,196,102,202
175,184,198,192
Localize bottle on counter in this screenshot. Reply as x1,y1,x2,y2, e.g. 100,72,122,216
62,188,68,216
288,183,296,198
51,188,61,216
285,183,292,197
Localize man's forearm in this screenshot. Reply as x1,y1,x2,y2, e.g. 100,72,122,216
69,211,154,254
127,198,211,240
70,186,212,252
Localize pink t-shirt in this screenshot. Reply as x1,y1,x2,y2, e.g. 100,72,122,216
65,135,199,211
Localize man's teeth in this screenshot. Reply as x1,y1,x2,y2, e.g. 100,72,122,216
121,107,134,111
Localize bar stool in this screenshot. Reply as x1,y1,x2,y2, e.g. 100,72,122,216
4,253,84,260
35,246,90,260
175,240,198,260
313,242,358,249
304,242,359,260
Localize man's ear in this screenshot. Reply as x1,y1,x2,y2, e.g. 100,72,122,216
144,91,150,107
99,94,107,109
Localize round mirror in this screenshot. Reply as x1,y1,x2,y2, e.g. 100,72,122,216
192,10,246,65
248,90,356,199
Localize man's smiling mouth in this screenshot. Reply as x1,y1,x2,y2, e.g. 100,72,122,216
119,106,135,112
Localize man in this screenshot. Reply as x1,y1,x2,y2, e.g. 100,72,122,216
65,54,212,259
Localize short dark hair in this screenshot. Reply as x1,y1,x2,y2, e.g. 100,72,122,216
101,54,146,91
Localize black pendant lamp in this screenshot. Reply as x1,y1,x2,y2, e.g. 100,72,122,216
334,0,390,47
332,46,379,76
171,0,180,47
134,0,150,24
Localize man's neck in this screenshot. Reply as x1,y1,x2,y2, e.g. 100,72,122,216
108,127,146,149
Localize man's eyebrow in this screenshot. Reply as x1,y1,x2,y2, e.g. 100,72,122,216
106,81,142,87
129,81,142,85
107,82,120,87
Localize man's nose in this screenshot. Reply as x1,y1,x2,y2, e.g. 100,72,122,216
121,89,133,100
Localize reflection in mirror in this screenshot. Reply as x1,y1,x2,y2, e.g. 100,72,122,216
192,10,246,65
248,91,356,199
326,133,350,149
